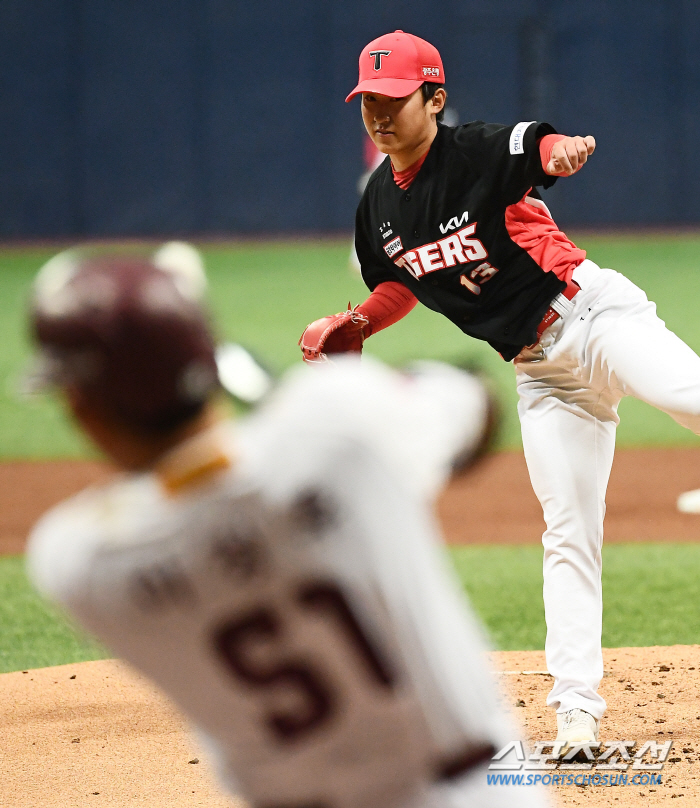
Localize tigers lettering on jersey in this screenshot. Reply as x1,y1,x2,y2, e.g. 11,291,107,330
392,223,495,292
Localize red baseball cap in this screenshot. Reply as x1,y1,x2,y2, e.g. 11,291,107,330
346,30,444,102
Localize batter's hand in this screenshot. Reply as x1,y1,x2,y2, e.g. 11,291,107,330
546,135,596,176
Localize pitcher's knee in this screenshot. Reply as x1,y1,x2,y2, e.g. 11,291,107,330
542,515,603,554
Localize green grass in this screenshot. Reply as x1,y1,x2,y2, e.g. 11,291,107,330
453,543,700,651
2,233,700,457
2,235,699,671
0,556,106,672
3,544,700,672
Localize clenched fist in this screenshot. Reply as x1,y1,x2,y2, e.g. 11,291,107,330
546,135,596,176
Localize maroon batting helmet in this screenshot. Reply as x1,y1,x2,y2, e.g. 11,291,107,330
28,249,219,434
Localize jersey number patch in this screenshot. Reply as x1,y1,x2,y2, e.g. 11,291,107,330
460,262,499,295
212,581,395,743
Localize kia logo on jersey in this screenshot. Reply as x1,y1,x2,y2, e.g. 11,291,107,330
369,50,392,71
439,210,469,234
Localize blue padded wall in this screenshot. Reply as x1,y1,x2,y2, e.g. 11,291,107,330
2,0,699,236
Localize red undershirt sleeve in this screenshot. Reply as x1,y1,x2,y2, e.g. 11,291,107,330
355,281,418,336
539,133,573,177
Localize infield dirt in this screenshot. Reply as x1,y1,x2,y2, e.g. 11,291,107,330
2,649,699,807
2,447,700,553
3,449,700,807
495,646,700,806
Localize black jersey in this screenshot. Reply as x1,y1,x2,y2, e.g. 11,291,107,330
355,120,568,361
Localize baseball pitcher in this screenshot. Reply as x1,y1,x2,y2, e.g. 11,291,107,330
299,29,700,751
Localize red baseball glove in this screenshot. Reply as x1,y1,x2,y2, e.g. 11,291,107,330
298,306,371,363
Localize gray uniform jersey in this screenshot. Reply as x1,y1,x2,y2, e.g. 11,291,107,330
28,358,546,808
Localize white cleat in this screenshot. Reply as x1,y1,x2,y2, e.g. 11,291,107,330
556,709,600,755
677,488,700,514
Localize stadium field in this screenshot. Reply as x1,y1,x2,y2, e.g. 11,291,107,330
3,542,700,674
3,235,700,807
1,232,700,672
2,233,700,459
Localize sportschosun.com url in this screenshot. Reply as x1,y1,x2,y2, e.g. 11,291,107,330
487,772,663,787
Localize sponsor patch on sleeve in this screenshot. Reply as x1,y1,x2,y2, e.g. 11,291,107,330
383,236,403,258
509,121,536,155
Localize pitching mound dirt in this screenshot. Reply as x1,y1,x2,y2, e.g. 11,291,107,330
2,649,699,807
0,659,240,807
493,645,700,806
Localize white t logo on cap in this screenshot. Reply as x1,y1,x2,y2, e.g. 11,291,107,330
369,50,392,71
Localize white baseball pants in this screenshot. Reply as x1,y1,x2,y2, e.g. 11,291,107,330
515,259,700,719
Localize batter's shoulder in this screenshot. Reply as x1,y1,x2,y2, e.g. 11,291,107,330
26,476,162,607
